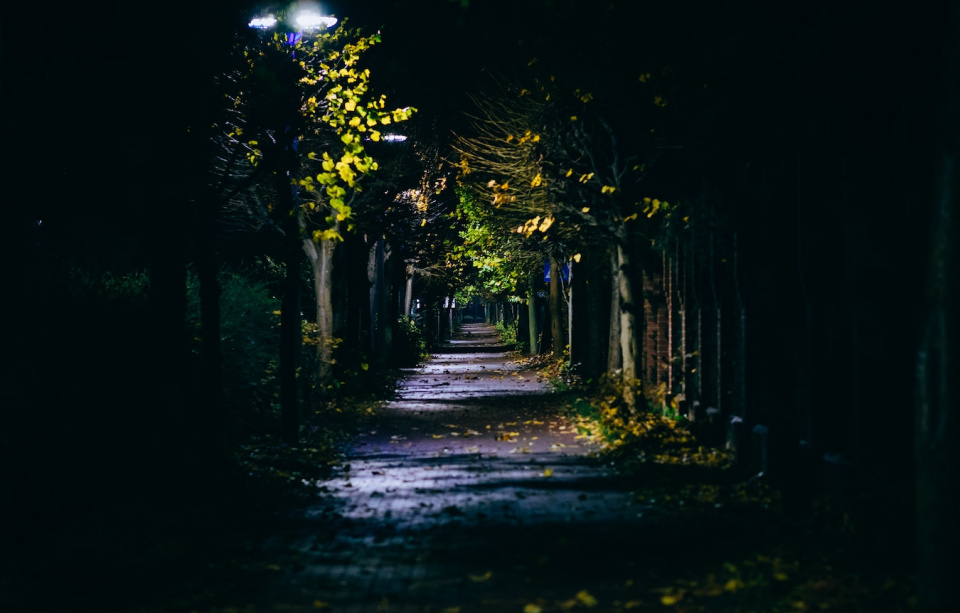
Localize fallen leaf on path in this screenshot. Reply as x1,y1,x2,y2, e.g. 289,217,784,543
576,590,598,607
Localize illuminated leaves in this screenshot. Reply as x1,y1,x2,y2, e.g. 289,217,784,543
515,215,555,237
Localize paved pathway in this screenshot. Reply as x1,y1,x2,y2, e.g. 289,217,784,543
254,324,665,612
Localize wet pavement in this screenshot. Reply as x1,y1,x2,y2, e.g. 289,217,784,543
253,324,665,612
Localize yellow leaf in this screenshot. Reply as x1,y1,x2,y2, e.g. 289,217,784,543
524,605,543,613
570,115,578,121
531,173,542,187
370,131,381,142
344,100,357,112
572,253,582,263
542,468,553,477
506,134,515,143
581,207,590,213
361,363,369,371
724,578,743,592
421,219,427,227
566,168,573,177
576,590,598,607
661,594,681,605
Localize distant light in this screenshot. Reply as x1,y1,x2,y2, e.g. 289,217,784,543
248,15,277,28
294,12,338,30
382,134,407,142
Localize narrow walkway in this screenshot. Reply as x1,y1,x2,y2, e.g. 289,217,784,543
258,324,657,612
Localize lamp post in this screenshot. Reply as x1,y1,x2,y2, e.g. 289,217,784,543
246,4,338,444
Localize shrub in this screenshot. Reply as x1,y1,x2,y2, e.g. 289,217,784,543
186,270,281,434
495,319,520,350
392,315,428,367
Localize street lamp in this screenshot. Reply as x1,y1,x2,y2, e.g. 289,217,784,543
294,11,337,30
247,5,337,31
248,16,277,29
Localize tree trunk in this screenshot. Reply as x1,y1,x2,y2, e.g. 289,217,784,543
528,275,539,355
304,236,336,389
569,256,597,379
549,257,563,355
372,237,390,365
585,256,605,381
196,226,223,457
618,244,641,413
916,5,960,609
607,247,623,372
280,243,302,444
402,261,415,317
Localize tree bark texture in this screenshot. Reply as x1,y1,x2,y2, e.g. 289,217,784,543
304,237,336,389
617,244,641,413
403,262,415,317
549,257,564,355
607,248,623,372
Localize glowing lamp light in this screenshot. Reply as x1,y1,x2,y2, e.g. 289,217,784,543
248,16,277,28
382,134,407,142
295,12,338,30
